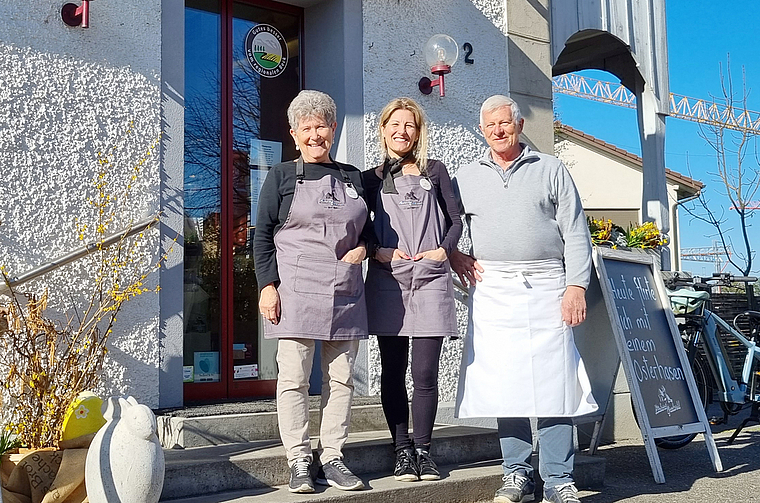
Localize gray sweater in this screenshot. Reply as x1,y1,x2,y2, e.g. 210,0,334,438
453,145,592,288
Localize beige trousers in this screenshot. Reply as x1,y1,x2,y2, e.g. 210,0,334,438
276,338,359,466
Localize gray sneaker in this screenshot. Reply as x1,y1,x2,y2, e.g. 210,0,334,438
316,459,365,491
288,457,314,493
543,482,580,503
494,469,535,503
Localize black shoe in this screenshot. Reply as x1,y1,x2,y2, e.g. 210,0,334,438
288,457,314,493
416,447,440,481
315,458,365,491
494,469,535,502
394,447,419,482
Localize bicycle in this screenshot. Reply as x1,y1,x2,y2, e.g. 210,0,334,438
653,272,760,449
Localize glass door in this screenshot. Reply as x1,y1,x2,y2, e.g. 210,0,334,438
184,0,302,401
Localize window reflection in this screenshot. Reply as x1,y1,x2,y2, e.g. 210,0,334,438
184,1,222,383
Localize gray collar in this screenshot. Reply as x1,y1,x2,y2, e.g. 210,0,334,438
477,144,539,185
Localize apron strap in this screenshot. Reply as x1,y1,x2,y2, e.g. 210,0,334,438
296,156,354,186
296,156,305,182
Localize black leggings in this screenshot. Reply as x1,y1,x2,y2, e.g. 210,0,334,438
377,336,443,451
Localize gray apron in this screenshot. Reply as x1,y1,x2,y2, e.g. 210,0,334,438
365,173,457,337
265,158,368,340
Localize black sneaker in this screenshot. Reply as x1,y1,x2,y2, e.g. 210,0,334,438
494,469,535,503
288,457,314,493
394,447,419,482
316,458,365,491
543,482,580,503
416,448,440,481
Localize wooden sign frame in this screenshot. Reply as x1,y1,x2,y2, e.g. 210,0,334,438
593,247,722,483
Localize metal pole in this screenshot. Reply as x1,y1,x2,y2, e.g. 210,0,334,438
0,215,159,297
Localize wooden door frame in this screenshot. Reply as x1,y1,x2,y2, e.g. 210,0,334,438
183,0,303,403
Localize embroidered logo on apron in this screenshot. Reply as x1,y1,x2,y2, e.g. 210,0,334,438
398,190,422,209
318,190,345,209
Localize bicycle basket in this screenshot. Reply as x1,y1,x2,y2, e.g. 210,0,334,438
667,288,709,314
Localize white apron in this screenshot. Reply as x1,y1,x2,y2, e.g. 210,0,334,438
455,259,598,418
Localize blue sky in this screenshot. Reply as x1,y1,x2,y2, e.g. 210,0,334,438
554,0,760,276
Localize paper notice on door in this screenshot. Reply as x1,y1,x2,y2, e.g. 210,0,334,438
250,139,282,168
194,351,220,382
234,364,259,379
250,140,281,227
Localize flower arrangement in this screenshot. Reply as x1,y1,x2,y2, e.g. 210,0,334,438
0,127,164,449
588,217,668,249
587,217,627,248
624,221,669,249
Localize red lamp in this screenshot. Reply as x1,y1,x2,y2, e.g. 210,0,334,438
62,1,91,28
418,34,459,97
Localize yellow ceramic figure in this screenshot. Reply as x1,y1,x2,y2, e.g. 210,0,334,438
61,391,106,441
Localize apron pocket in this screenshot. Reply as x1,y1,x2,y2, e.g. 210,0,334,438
294,255,334,295
387,259,413,291
412,258,450,291
335,260,363,297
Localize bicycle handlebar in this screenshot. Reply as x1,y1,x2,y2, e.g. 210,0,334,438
665,272,757,289
709,272,758,284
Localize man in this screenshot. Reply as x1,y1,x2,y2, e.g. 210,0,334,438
451,95,598,503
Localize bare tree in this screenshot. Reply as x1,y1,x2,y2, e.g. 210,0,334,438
681,57,759,276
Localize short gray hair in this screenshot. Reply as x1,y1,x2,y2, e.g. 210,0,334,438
479,95,522,126
287,90,337,130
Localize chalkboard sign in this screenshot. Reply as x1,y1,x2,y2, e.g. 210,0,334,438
593,247,721,483
604,258,699,428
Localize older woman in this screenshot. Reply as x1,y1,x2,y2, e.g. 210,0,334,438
362,97,461,482
253,90,372,493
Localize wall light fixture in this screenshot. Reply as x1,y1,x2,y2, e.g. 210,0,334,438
418,34,459,97
62,1,91,28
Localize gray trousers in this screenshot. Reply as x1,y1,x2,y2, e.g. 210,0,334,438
497,417,574,489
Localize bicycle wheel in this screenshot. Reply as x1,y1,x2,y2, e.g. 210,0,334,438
653,354,711,449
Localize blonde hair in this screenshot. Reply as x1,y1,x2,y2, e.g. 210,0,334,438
378,97,429,173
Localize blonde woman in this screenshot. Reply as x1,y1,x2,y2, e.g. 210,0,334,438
362,97,461,482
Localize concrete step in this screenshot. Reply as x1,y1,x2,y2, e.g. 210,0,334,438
161,455,604,503
160,425,606,501
158,404,388,449
161,460,505,503
160,425,501,500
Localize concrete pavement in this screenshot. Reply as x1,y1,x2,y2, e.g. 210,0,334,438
163,402,760,502
573,403,760,503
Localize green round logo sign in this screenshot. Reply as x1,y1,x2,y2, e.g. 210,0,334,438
244,24,288,78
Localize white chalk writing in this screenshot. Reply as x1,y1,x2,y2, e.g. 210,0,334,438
632,354,685,383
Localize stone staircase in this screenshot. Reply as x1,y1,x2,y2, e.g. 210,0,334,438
156,402,605,502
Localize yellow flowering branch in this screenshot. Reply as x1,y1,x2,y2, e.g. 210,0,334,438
0,126,172,449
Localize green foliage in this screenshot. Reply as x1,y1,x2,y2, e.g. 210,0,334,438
0,427,21,456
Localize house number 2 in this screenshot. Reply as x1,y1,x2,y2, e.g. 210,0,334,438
463,43,474,64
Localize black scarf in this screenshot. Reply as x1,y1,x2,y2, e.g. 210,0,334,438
381,153,413,194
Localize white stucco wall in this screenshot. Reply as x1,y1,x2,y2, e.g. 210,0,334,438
0,2,163,408
363,0,511,400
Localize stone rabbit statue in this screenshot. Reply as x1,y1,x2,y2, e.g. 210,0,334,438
85,396,165,503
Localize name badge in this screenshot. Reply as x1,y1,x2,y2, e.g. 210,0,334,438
345,185,359,199
419,178,432,191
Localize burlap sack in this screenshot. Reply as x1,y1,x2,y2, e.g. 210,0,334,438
1,447,88,503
